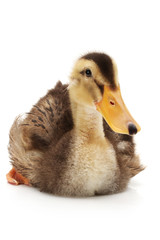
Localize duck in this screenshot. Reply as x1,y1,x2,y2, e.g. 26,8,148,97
6,52,144,197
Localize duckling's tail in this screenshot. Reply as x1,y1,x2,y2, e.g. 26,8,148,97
8,114,45,180
8,116,30,176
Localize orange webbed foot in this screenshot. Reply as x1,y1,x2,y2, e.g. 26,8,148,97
6,168,30,186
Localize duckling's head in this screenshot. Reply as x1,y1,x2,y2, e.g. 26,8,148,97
69,52,140,135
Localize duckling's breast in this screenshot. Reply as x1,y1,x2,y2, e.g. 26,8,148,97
61,131,119,197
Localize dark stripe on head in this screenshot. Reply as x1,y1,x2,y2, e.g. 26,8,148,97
81,52,116,89
93,79,104,95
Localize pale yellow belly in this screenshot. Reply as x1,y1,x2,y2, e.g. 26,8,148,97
62,135,118,196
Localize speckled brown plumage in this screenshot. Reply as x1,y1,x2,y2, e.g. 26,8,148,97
8,82,74,193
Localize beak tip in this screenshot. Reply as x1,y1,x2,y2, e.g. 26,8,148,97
128,123,138,135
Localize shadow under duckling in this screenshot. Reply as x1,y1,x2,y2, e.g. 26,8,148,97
7,52,144,197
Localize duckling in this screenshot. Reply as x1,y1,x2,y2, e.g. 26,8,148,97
7,52,144,197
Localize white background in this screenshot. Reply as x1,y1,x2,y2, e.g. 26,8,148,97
0,0,160,239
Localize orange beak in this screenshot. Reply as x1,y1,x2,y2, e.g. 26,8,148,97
96,85,141,135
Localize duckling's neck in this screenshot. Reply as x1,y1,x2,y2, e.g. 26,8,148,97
70,100,105,139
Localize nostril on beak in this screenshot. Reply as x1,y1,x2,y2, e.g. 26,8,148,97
128,123,137,135
109,100,115,106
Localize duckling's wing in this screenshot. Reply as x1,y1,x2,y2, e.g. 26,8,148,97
103,119,144,182
103,119,133,150
16,81,73,151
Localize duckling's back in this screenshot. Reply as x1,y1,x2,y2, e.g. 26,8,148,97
8,82,73,187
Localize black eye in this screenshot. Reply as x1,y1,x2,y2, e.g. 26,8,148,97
85,69,92,77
